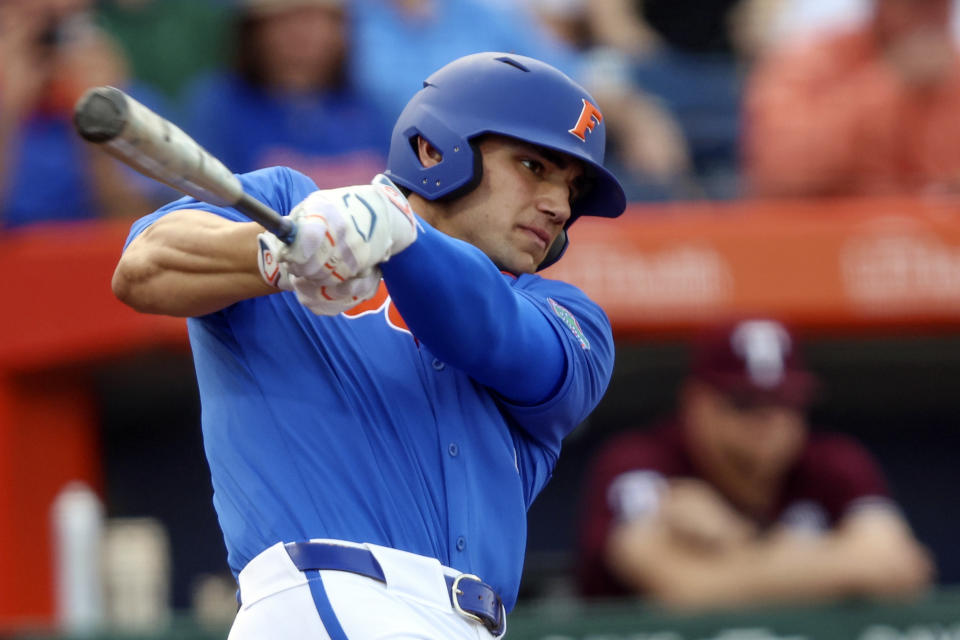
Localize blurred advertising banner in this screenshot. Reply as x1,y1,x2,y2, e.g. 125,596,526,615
544,196,960,336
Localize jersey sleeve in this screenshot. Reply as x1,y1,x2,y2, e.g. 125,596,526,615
576,430,671,597
122,166,319,251
380,220,615,451
494,277,615,452
801,434,894,523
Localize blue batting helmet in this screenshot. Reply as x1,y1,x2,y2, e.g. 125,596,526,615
384,52,626,270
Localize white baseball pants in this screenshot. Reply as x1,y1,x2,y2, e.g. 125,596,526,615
227,540,506,639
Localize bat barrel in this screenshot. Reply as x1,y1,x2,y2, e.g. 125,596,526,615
73,87,129,143
72,85,298,244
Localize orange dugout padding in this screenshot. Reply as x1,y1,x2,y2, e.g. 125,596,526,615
1,196,959,628
0,221,185,629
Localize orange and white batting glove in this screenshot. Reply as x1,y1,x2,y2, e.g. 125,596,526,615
257,233,294,290
257,174,417,289
289,267,382,316
258,231,381,314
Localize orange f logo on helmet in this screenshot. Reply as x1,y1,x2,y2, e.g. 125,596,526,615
568,99,603,142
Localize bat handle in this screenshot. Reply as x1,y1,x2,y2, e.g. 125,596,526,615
236,194,298,245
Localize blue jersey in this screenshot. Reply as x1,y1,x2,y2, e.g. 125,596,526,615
123,167,615,611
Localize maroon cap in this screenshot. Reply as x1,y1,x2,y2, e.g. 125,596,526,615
689,318,818,408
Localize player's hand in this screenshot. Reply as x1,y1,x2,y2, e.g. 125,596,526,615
660,479,756,553
257,229,382,314
290,267,382,316
833,510,935,598
257,174,417,290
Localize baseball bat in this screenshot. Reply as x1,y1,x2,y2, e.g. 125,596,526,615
72,86,297,244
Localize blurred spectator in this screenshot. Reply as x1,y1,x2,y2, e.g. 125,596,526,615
348,0,579,124
526,0,699,201
585,0,767,59
95,0,234,103
0,0,170,228
744,0,960,197
583,0,782,198
762,0,871,48
349,0,697,202
524,0,594,51
577,318,933,609
182,0,390,188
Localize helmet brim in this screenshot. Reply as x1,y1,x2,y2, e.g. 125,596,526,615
572,159,626,220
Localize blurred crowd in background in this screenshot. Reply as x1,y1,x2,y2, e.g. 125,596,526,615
3,0,960,633
5,0,960,229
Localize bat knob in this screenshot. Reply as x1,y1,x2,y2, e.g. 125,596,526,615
73,86,129,143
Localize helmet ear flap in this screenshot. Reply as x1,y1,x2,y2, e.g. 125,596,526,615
538,230,568,271
388,109,477,200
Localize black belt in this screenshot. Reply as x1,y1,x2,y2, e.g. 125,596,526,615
284,541,505,636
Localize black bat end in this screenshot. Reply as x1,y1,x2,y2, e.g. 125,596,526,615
73,86,129,143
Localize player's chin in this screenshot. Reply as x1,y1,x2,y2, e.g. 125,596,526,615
515,247,545,274
494,250,539,275
515,241,550,273
492,236,547,274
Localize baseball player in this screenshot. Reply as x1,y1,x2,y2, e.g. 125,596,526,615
578,318,933,606
112,52,625,638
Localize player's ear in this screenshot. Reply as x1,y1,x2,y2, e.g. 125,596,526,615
416,136,443,168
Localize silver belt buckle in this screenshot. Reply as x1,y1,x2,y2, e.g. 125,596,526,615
451,573,485,625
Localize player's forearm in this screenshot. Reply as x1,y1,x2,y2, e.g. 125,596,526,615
654,531,929,610
113,210,274,316
703,536,864,607
381,220,565,404
706,521,932,606
618,538,853,609
608,521,886,610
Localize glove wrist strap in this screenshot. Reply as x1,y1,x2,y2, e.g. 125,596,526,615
257,235,286,289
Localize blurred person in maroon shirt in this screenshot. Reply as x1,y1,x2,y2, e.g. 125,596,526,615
577,318,933,609
744,0,960,197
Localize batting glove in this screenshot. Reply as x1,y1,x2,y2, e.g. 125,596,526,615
290,267,382,316
257,233,293,290
256,174,418,289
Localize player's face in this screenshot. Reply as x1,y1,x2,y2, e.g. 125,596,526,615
253,6,346,91
690,384,808,483
426,136,585,274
